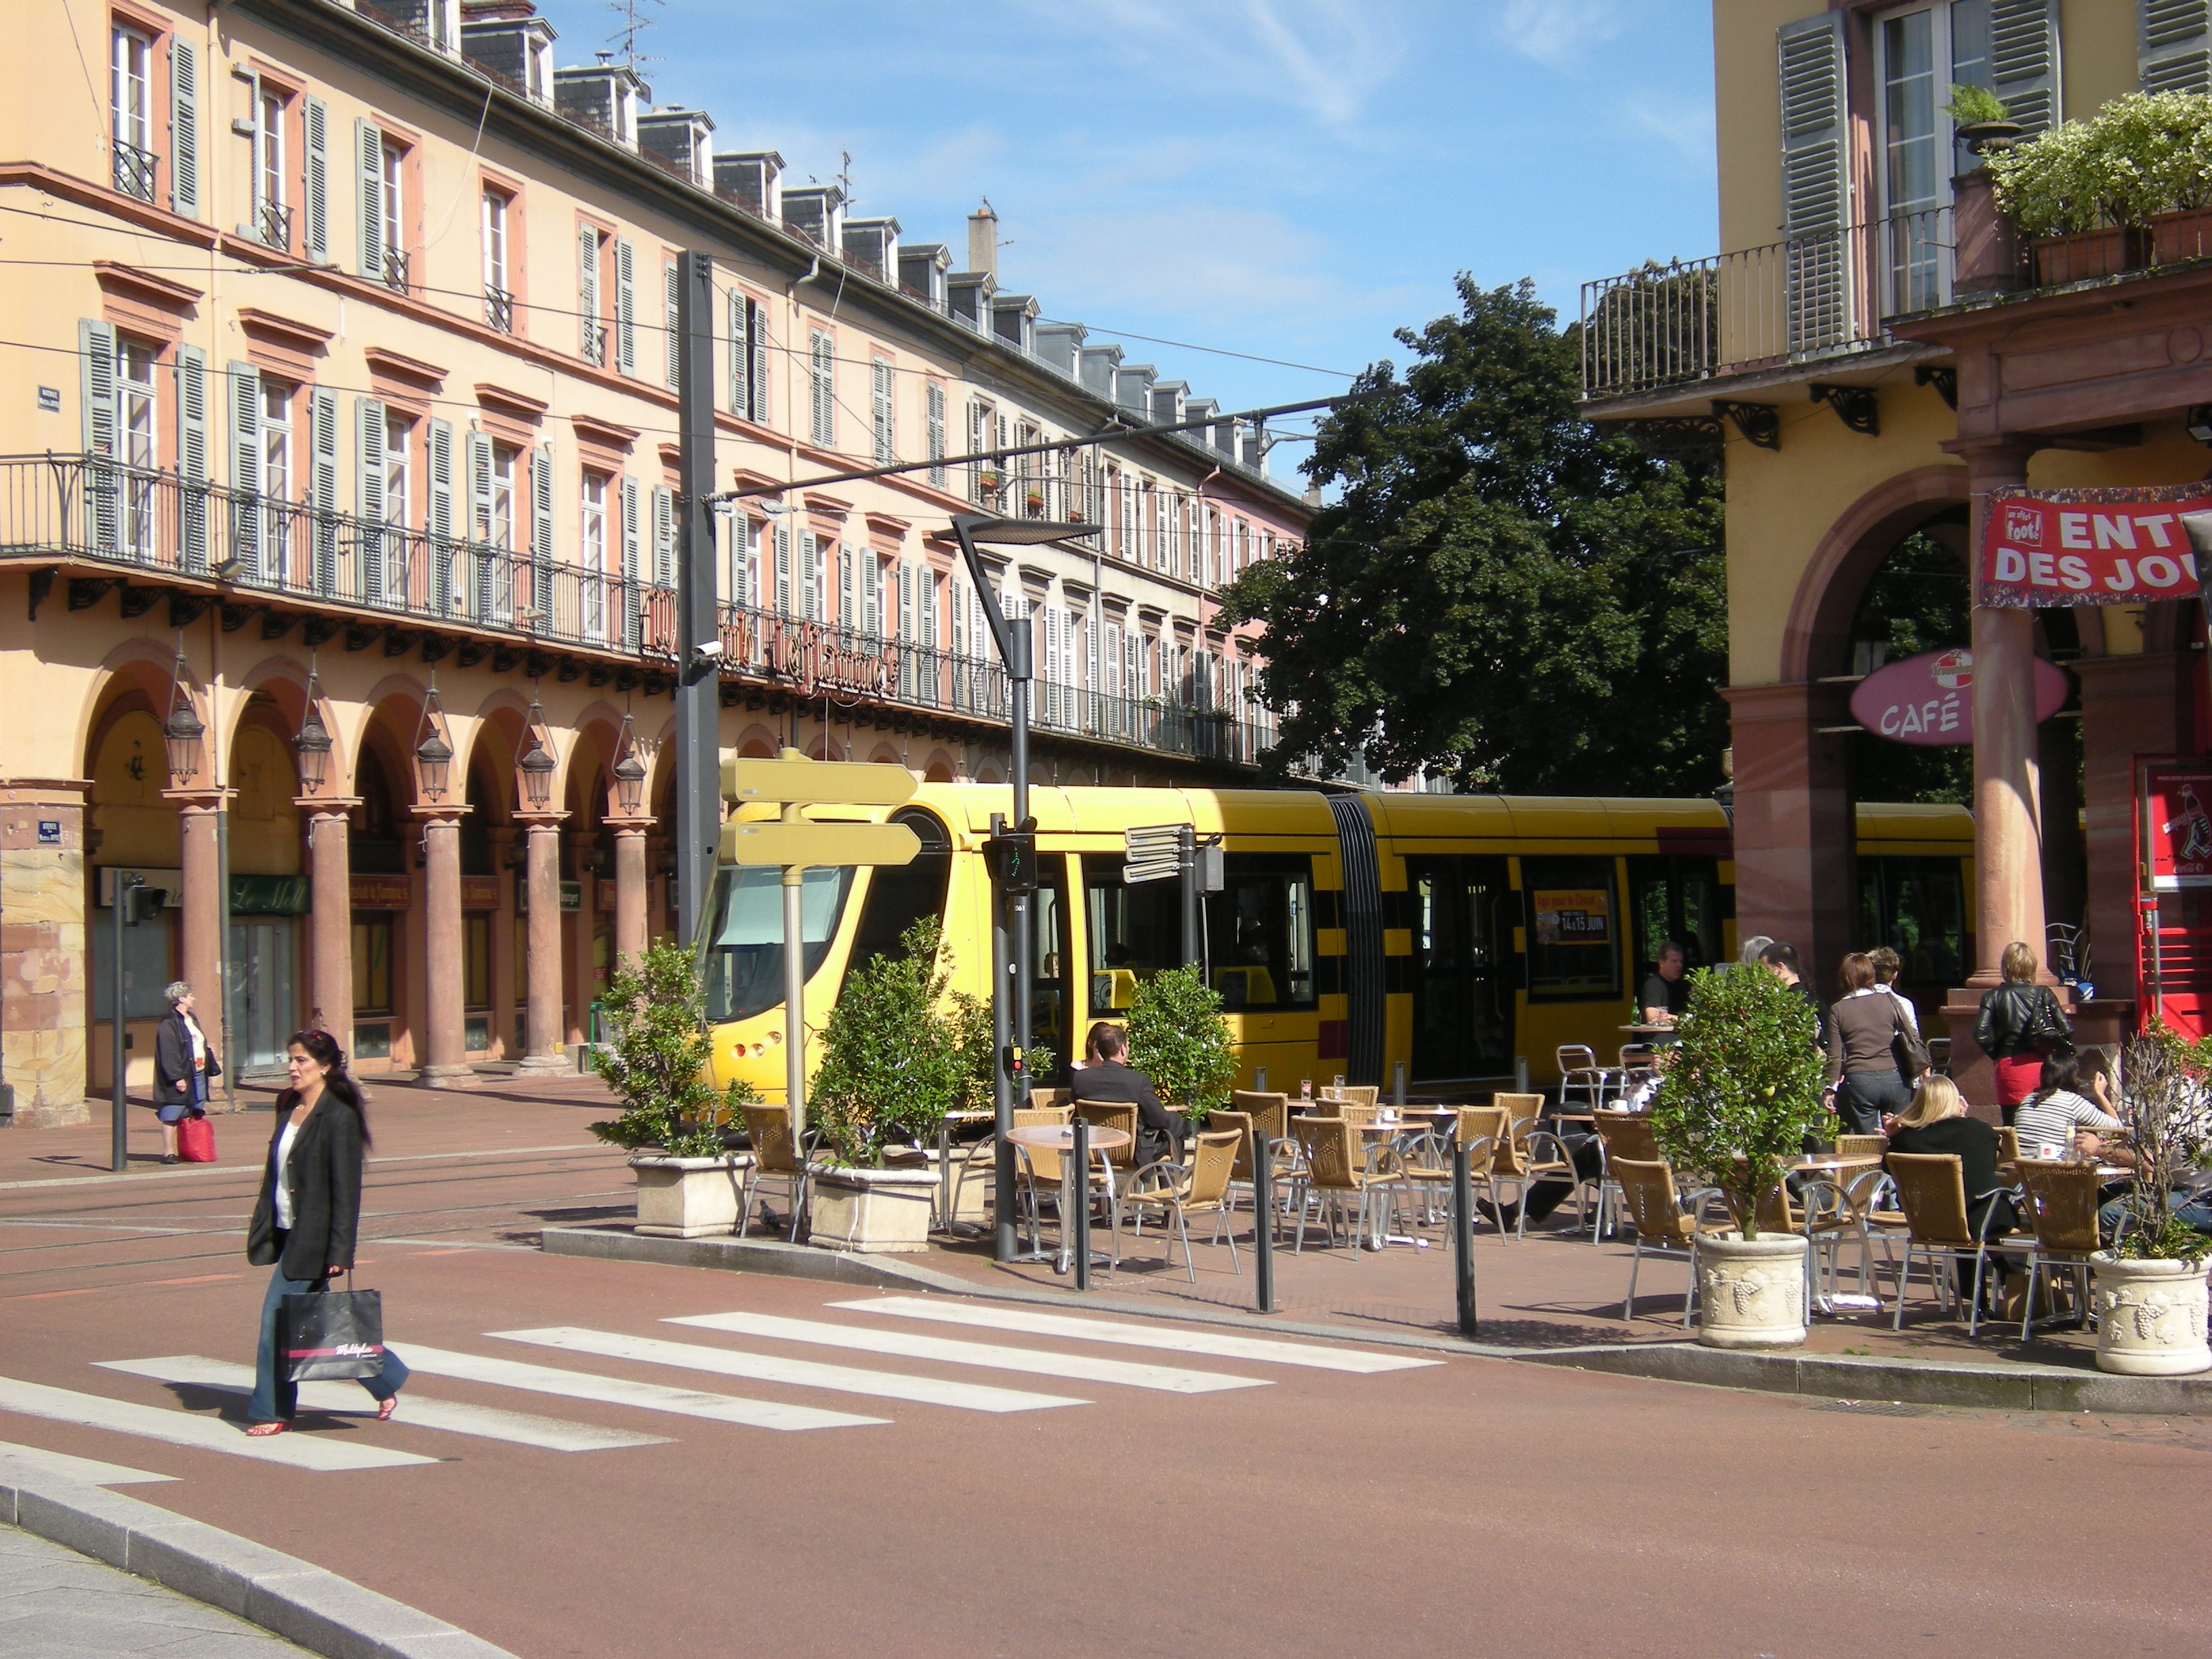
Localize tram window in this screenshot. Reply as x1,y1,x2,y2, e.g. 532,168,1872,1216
700,863,854,1024
1084,855,1185,1015
840,811,953,991
1030,861,1071,1062
1858,856,1966,987
1523,857,1620,1002
1629,856,1722,981
1204,855,1315,1010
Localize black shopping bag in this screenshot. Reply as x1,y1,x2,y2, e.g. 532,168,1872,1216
280,1284,385,1381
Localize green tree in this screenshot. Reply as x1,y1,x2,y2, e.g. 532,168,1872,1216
1125,966,1238,1124
810,918,966,1167
588,941,757,1158
1221,276,1726,794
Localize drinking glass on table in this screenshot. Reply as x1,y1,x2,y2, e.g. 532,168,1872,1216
1300,1078,1312,1102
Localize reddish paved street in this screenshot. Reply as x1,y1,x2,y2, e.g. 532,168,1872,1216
4,1090,2209,1658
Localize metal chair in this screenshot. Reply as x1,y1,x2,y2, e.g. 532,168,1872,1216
947,1105,1067,1232
2015,1158,2103,1338
1591,1112,1659,1240
1611,1157,1731,1325
737,1104,813,1242
1118,1130,1243,1282
1294,1118,1397,1253
1556,1044,1607,1115
1072,1099,1141,1201
1886,1152,2018,1335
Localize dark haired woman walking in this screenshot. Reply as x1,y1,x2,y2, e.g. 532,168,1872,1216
243,1029,408,1434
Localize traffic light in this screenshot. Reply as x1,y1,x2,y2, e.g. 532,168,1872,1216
127,885,167,926
989,819,1038,895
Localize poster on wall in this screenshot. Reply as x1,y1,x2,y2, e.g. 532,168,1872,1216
2143,761,2212,891
1982,487,2212,606
1532,889,1610,945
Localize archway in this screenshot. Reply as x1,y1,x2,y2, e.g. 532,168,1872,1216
224,692,307,1073
83,670,182,1094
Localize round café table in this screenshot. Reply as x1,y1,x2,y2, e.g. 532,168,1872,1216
1006,1123,1132,1274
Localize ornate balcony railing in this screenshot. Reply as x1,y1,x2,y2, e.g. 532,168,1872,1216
1580,207,1952,401
378,246,411,295
252,197,294,252
484,285,515,333
112,140,158,203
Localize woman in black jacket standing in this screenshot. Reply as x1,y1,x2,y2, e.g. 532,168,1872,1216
1973,940,2072,1125
152,981,218,1164
243,1029,407,1433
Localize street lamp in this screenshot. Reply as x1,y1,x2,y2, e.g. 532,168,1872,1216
413,677,453,802
517,696,557,811
612,712,647,814
163,648,205,785
949,512,1093,1265
295,665,332,796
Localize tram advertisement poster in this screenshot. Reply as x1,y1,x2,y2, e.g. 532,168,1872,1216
1533,889,1610,945
1982,487,2212,607
2144,762,2212,891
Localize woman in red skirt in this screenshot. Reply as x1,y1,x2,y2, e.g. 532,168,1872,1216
1973,940,2071,1125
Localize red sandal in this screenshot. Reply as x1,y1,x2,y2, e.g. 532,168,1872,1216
244,1421,289,1437
377,1397,397,1422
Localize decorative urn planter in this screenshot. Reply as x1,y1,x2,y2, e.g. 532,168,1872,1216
2090,1253,2212,1376
808,1162,937,1254
629,1153,752,1238
1952,119,2022,155
1694,1233,1809,1350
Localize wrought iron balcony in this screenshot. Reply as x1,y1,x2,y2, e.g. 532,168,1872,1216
378,246,411,295
1579,207,1951,403
581,320,608,366
111,140,158,203
484,285,515,333
253,197,293,252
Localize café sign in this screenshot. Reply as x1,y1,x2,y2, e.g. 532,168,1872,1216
1849,647,2071,747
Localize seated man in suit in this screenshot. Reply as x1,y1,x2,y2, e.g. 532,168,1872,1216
1071,1025,1185,1168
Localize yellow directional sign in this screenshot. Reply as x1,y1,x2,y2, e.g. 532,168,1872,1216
719,819,920,868
722,750,916,808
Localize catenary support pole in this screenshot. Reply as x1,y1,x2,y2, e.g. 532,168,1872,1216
989,813,1016,1263
674,249,719,947
110,878,132,1172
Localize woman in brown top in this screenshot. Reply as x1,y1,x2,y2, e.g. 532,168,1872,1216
1824,953,1929,1136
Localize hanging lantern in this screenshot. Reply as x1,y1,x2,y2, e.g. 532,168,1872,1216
612,713,646,813
413,675,453,802
517,695,557,810
163,649,205,785
295,667,332,794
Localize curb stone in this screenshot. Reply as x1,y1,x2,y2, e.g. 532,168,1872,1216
539,1222,2212,1414
0,1456,518,1659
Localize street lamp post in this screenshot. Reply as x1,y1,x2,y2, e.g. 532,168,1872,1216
950,513,1090,1263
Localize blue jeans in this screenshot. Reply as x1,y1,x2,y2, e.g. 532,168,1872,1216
248,1266,409,1423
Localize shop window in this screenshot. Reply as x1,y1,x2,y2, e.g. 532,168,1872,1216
352,915,394,1058
1523,857,1620,1002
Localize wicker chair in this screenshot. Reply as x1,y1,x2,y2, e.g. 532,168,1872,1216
946,1105,1069,1228
1118,1130,1244,1282
1611,1157,1731,1324
1487,1101,1584,1240
1012,1108,1118,1262
2015,1158,2104,1338
1886,1151,2019,1334
738,1104,813,1242
1589,1113,1660,1240
1072,1099,1141,1198
1294,1118,1397,1253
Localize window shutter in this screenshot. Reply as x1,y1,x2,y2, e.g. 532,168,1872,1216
174,344,208,570
81,320,118,551
899,561,914,643
749,300,769,424
427,419,454,541
621,475,642,647
926,383,946,489
1992,0,2062,131
652,483,674,588
355,118,385,279
838,544,855,630
775,523,791,613
664,259,680,388
352,394,385,600
578,225,600,359
613,238,636,374
530,444,554,620
809,332,834,447
727,288,748,414
920,565,937,651
168,39,199,219
466,429,492,539
308,387,338,592
800,531,819,621
1124,633,1139,701
1087,606,1101,691
302,97,329,261
2143,1,2211,92
227,361,262,577
863,552,881,636
1777,13,1849,354
872,358,895,464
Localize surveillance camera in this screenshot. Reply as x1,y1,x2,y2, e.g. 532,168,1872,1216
694,639,725,661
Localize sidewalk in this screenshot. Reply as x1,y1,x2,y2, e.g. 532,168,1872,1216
1,1524,311,1658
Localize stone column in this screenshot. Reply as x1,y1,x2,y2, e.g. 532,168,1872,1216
487,826,517,1061
413,805,473,1087
607,815,653,970
1,785,89,1128
514,813,568,1074
297,798,359,1037
1720,681,1854,976
1965,439,2045,985
167,791,229,1061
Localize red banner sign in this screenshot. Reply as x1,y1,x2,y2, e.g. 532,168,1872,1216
1982,489,2212,606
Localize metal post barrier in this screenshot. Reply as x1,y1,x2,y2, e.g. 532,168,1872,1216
1452,1141,1478,1337
110,880,130,1173
1514,1054,1530,1094
1070,1115,1091,1289
1254,1130,1275,1315
1254,1065,1267,1093
1392,1060,1406,1105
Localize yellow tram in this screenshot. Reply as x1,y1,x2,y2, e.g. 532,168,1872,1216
698,785,1973,1099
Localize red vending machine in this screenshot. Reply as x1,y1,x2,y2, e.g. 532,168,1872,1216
2136,756,2212,1038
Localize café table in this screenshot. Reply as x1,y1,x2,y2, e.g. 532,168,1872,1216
1005,1122,1132,1274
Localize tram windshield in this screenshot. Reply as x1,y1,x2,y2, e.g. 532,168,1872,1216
699,863,854,1024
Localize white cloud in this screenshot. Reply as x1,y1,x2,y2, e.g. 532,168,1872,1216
1496,0,1624,70
1622,91,1717,169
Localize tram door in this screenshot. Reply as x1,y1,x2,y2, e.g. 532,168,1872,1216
1406,856,1513,1082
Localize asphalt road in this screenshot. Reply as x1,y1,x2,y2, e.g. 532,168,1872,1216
3,1102,2207,1658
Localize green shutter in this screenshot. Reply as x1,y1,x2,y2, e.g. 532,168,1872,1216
227,361,262,577
2143,0,2212,92
356,118,385,280
173,344,207,570
302,97,329,262
81,320,118,552
168,39,199,220
1778,12,1849,354
530,443,554,621
308,386,338,594
356,396,386,602
1992,0,2062,133
613,238,636,374
427,417,454,612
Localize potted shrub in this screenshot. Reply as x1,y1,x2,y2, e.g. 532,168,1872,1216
1126,964,1237,1131
588,941,760,1238
1947,81,2022,156
1648,964,1830,1349
806,918,965,1252
2091,1033,2212,1376
1988,91,2212,283
1949,84,2027,294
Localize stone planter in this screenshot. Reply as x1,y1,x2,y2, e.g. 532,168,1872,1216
1694,1232,1808,1350
1950,169,2024,295
2031,226,2153,287
808,1163,937,1254
628,1153,751,1239
2091,1252,2211,1376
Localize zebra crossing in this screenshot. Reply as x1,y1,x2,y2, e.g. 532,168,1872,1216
0,1294,1445,1476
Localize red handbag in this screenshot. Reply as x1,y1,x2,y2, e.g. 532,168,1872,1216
177,1114,216,1163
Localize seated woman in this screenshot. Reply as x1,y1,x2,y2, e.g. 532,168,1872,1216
1886,1075,2019,1294
2013,1048,2129,1164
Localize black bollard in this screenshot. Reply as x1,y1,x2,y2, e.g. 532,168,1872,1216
1452,1141,1478,1337
1071,1115,1090,1289
1254,1131,1275,1314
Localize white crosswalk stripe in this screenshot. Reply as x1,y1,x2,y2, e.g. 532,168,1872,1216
0,1376,436,1472
489,1327,1090,1414
665,1311,1269,1395
830,1297,1444,1374
393,1345,887,1431
0,1439,174,1486
93,1357,672,1452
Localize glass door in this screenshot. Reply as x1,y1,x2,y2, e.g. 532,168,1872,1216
1877,2,1991,314
1406,856,1514,1083
226,919,298,1073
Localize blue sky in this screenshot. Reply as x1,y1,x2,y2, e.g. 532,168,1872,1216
535,1,1718,448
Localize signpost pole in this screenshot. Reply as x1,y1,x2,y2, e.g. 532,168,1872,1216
783,851,806,1140
1179,823,1200,968
110,874,141,1174
675,250,720,949
989,813,1017,1263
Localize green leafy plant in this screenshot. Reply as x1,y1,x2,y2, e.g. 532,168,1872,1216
589,941,758,1158
1989,91,2212,236
1125,965,1238,1125
2108,1030,2212,1263
1647,965,1828,1241
810,917,965,1168
947,990,1056,1111
1945,83,2011,126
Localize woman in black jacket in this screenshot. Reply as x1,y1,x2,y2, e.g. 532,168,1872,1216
1973,940,2072,1124
243,1029,408,1433
152,981,218,1164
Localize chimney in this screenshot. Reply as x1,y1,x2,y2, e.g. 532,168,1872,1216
1149,380,1188,426
637,106,714,186
841,216,901,284
966,202,999,280
781,184,844,251
712,150,781,219
1036,321,1086,377
947,270,996,333
991,293,1038,355
1078,343,1122,399
897,243,951,310
1116,363,1156,419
